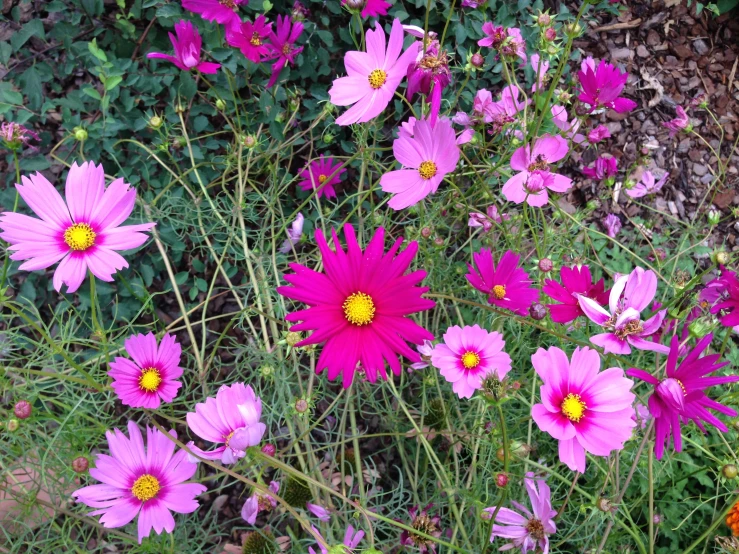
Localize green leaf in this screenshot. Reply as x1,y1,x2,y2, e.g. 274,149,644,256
0,42,12,66
104,75,123,91
82,86,102,100
194,278,208,292
10,20,46,51
155,4,182,18
19,155,50,171
88,39,108,63
717,0,739,12
174,272,189,285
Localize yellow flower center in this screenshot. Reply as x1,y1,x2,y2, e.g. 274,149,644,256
63,223,96,251
139,368,162,392
343,292,376,326
131,474,160,502
318,174,328,184
561,393,586,423
250,32,262,47
461,351,481,369
368,69,387,89
418,161,438,180
492,285,506,300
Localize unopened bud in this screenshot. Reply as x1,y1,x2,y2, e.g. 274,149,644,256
242,135,257,148
149,115,163,129
537,13,551,26
538,258,553,272
433,237,444,248
215,99,226,111
345,0,365,10
712,251,729,265
421,226,432,238
529,303,547,320
495,472,509,487
723,464,738,479
471,52,484,68
261,444,276,457
544,27,557,41
174,103,185,114
7,419,19,432
295,398,309,414
260,364,274,377
564,22,582,37
596,497,613,512
688,319,712,339
72,457,89,473
14,400,32,419
73,127,88,141
286,331,302,346
707,208,720,226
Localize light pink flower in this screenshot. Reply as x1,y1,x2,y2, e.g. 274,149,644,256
280,212,304,253
182,0,245,25
431,324,512,399
186,383,267,464
241,481,280,524
380,117,460,210
108,333,183,409
410,339,434,371
663,106,690,137
0,162,155,293
307,503,330,521
147,20,220,74
602,213,622,238
468,204,510,232
531,53,549,92
225,15,272,63
531,345,636,472
466,249,540,315
478,24,526,63
551,105,585,144
329,18,420,126
626,171,668,198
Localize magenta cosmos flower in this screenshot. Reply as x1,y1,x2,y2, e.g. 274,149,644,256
543,265,609,324
297,155,345,199
502,135,572,207
225,15,272,63
486,473,556,553
181,0,245,25
329,18,420,126
147,20,220,74
277,225,435,387
342,0,390,18
709,269,739,328
309,524,365,554
0,162,155,293
265,15,304,88
186,382,266,464
241,481,280,524
532,345,636,472
627,334,739,459
466,249,539,316
663,105,690,137
602,213,622,238
478,24,527,63
626,170,668,198
108,333,183,409
587,125,611,144
431,324,512,399
582,155,618,181
380,117,460,210
577,57,637,113
577,267,669,355
406,36,451,126
72,421,206,543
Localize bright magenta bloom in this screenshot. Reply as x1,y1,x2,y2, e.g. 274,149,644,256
466,249,539,315
582,155,618,180
329,18,420,126
663,105,690,137
627,334,739,459
0,162,155,293
577,57,637,113
709,269,739,328
531,346,636,472
297,155,345,199
380,117,460,210
478,24,526,63
186,383,266,464
502,135,572,207
72,421,206,543
108,333,183,409
342,0,390,18
147,20,220,74
277,225,435,387
265,15,304,88
626,170,668,198
225,15,272,63
406,35,450,126
431,324,511,399
543,265,609,324
181,0,245,25
587,125,611,144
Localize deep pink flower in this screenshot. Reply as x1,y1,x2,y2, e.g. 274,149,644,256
502,135,572,207
587,125,611,144
1,122,39,151
406,38,451,125
663,106,690,137
147,20,220,74
72,421,206,543
291,1,310,21
478,24,526,63
627,334,739,459
531,53,549,92
486,473,557,553
225,15,272,63
329,18,420,125
280,212,304,253
431,324,511,399
342,0,390,18
181,0,245,25
241,481,280,524
400,115,472,145
277,225,435,387
543,265,609,324
577,267,669,355
186,383,267,464
577,58,637,113
582,155,618,180
309,524,365,554
709,269,739,328
108,333,183,409
551,105,586,144
468,204,510,232
380,118,460,210
603,213,622,238
466,249,540,315
532,345,636,472
297,155,345,199
265,15,304,88
0,162,155,293
400,504,442,553
626,170,668,198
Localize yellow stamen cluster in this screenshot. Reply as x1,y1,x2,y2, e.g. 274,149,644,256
461,351,481,369
368,69,387,89
492,285,506,300
343,292,376,326
561,393,586,423
418,161,438,180
131,474,160,502
63,223,96,251
250,32,262,47
139,368,162,392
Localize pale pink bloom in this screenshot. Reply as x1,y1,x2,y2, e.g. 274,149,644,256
241,481,280,524
0,162,155,293
478,24,526,63
633,403,652,430
329,18,420,126
431,324,512,399
468,204,510,232
602,213,622,238
307,503,330,521
531,53,549,92
108,333,183,409
182,0,245,25
577,267,670,355
0,122,39,151
495,84,528,117
147,20,220,74
380,117,460,210
626,171,668,198
663,106,690,137
531,345,636,472
502,135,572,207
280,212,304,253
410,339,434,371
186,383,267,464
551,105,586,144
402,25,437,40
587,125,611,144
399,115,471,145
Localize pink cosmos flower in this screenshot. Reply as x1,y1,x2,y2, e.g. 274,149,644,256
466,249,540,315
0,162,155,294
502,135,572,207
410,339,434,371
627,334,739,459
297,155,345,199
280,212,304,253
380,117,460,210
603,213,622,238
406,37,451,125
265,15,304,88
108,333,183,409
709,269,739,328
225,15,272,63
478,24,526,63
531,345,636,472
486,473,556,553
543,265,609,324
307,503,330,521
431,324,512,399
626,170,668,198
531,53,549,92
0,122,39,151
72,421,206,543
185,383,267,464
551,105,585,144
329,18,421,126
587,125,611,144
468,204,510,232
582,155,618,180
577,58,637,113
400,115,472,145
241,481,280,524
663,106,690,137
181,0,245,25
147,20,220,74
277,225,435,387
577,267,669,355
342,0,390,18
309,524,365,554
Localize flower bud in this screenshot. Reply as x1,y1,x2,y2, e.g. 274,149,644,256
471,52,484,68
537,13,551,26
496,447,506,462
286,331,302,346
73,127,88,141
7,419,19,432
323,132,335,144
174,103,185,114
345,0,365,10
495,472,509,488
421,226,432,238
260,364,275,377
72,457,89,473
295,398,309,414
652,513,662,525
596,497,613,512
433,237,444,248
14,400,32,419
563,22,582,38
707,208,720,226
242,134,257,148
544,27,557,41
215,99,226,110
148,115,163,129
261,443,276,457
712,251,729,265
723,464,738,479
529,303,547,320
538,258,553,272
510,441,531,458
